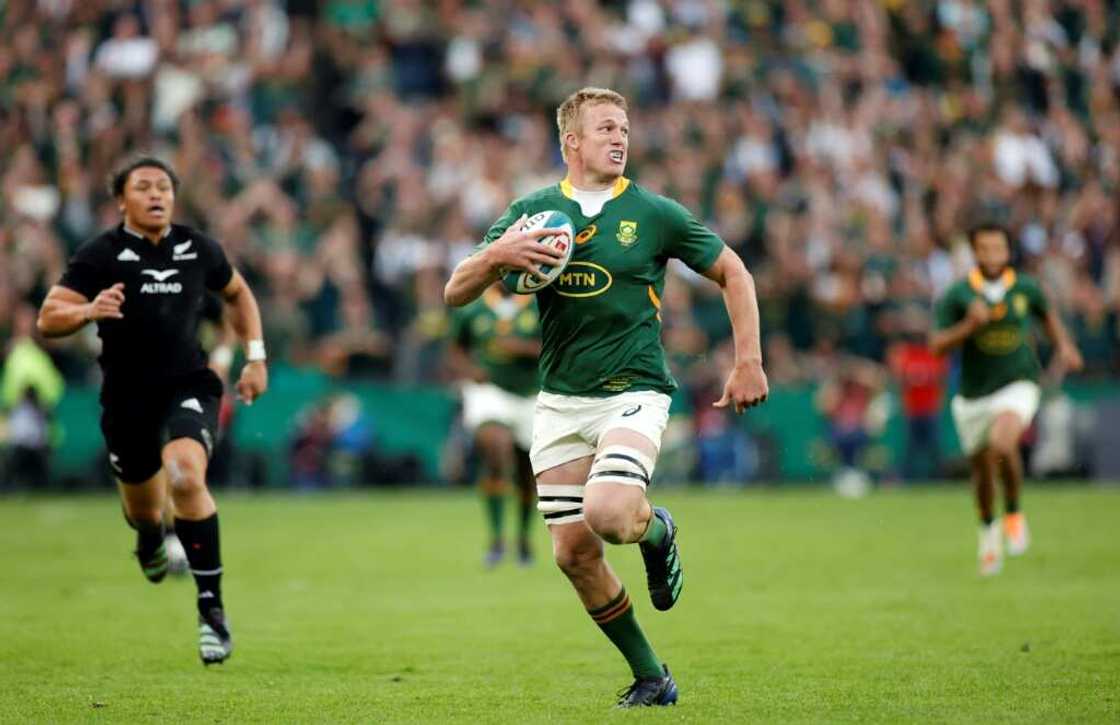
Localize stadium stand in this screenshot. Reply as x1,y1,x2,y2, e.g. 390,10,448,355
1,0,1118,486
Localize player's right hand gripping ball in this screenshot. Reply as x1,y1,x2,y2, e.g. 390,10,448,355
502,210,574,294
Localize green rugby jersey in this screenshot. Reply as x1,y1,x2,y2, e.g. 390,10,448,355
482,177,725,396
935,268,1049,399
450,288,541,397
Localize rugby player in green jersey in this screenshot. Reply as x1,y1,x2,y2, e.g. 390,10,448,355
449,283,541,567
445,87,769,707
931,224,1082,576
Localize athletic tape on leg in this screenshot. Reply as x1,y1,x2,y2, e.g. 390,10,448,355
586,445,654,488
537,484,584,524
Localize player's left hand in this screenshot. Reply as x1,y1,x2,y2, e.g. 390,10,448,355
236,361,268,405
714,359,769,414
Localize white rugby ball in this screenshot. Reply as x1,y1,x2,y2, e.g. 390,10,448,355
501,210,574,294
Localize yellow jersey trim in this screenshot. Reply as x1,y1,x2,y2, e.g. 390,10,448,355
968,267,1017,293
647,285,662,321
559,176,630,200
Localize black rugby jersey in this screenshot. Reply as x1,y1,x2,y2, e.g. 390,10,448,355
58,223,234,390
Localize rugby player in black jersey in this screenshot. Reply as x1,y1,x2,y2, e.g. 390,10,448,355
37,157,268,665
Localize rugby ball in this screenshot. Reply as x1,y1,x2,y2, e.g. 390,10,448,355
501,210,574,294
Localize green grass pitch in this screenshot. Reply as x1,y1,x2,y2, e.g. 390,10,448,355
1,485,1118,723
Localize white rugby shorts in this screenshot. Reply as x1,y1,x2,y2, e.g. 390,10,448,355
529,389,672,474
461,381,536,450
951,380,1041,456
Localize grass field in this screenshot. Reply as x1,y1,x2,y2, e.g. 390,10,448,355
1,485,1118,723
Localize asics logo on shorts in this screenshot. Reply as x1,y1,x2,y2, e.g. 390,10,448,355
180,398,203,413
622,405,642,417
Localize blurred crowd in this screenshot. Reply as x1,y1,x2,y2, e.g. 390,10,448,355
3,0,1120,484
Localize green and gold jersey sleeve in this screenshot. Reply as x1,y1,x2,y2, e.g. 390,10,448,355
935,282,967,330
659,197,725,273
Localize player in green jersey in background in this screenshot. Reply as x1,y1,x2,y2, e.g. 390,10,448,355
445,87,769,708
449,282,541,568
932,224,1082,576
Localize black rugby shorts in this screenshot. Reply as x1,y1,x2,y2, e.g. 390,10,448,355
100,369,223,483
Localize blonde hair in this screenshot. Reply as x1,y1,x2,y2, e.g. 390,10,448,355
556,87,628,162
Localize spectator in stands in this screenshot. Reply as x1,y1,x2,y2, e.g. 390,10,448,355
816,356,888,475
1,305,64,489
888,308,950,480
2,1,1119,484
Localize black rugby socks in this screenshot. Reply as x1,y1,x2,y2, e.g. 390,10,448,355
175,513,224,615
134,519,164,555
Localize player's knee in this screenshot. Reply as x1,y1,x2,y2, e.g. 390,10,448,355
553,537,602,578
582,444,653,543
477,423,513,449
164,451,205,494
988,426,1020,458
582,502,633,545
990,414,1025,452
988,438,1013,460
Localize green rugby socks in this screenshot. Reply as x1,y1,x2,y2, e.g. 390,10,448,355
589,588,662,678
483,492,505,543
640,509,668,548
518,493,533,540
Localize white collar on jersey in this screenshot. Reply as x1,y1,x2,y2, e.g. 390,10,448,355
559,176,630,217
968,267,1017,304
122,223,172,241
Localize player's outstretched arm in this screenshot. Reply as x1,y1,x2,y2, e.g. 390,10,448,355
702,247,769,413
444,215,564,307
37,283,124,338
1042,309,1084,375
929,299,988,355
220,270,268,404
